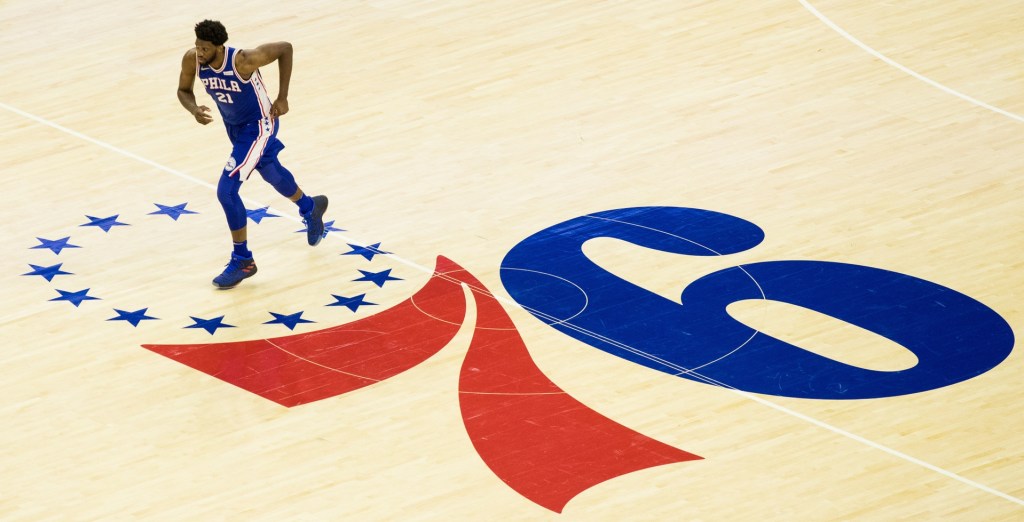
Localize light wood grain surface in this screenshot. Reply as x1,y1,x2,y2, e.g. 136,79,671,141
1,1,1021,519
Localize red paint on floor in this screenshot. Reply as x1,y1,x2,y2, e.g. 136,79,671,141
142,257,466,406
452,266,703,513
143,256,697,511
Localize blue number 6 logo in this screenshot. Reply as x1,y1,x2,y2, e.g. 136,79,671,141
500,207,1014,400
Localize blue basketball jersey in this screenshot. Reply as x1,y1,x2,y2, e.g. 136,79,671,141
197,47,273,125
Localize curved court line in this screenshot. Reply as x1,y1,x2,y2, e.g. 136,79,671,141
498,267,590,326
4,100,1021,507
411,272,515,330
264,338,382,383
580,214,768,374
409,294,466,327
799,0,1024,124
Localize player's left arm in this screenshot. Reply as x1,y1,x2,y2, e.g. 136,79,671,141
237,41,293,118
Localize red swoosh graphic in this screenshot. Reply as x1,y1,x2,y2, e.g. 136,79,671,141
143,256,699,511
142,257,466,407
448,266,703,513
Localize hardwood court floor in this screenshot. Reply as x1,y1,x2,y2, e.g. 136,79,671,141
1,0,1022,520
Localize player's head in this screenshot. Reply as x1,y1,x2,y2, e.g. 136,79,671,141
194,20,228,65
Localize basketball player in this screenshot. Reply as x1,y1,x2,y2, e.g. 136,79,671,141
176,19,328,289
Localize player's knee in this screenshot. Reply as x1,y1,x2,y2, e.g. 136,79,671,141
217,175,242,207
256,159,299,197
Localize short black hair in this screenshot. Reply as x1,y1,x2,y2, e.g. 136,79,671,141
195,19,228,46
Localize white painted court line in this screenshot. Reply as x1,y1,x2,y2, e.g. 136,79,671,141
0,100,436,276
799,0,1024,124
4,90,1022,507
793,1,1023,505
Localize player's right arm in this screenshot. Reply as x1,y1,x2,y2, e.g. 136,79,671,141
177,48,213,125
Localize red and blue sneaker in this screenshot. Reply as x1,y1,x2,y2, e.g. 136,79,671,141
212,253,257,289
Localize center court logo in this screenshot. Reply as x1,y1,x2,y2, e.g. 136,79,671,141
27,205,1016,513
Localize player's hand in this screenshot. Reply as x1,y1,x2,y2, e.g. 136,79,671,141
270,98,289,119
193,105,213,125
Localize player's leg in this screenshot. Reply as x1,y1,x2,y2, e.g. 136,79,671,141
211,125,261,289
212,172,257,288
255,138,329,246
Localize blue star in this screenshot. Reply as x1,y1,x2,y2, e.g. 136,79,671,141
149,202,199,221
108,308,159,327
327,293,377,312
80,214,129,232
342,242,391,261
354,268,403,288
185,315,236,335
245,207,280,224
31,236,81,255
295,219,344,234
50,288,100,307
22,263,73,282
264,311,315,330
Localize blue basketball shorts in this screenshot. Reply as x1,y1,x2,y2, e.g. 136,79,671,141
223,118,286,180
